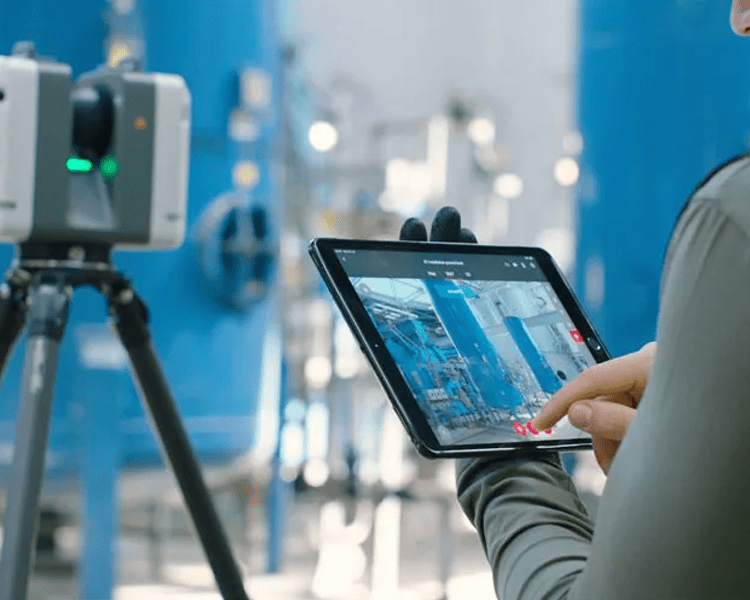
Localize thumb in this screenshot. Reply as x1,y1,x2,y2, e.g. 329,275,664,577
568,400,636,442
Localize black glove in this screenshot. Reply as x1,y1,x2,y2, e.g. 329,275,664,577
399,206,478,244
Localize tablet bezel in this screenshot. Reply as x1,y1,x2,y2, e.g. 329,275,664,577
309,237,610,458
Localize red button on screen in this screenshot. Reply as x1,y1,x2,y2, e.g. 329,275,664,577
570,330,584,343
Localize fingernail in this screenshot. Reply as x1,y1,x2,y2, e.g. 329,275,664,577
742,9,750,32
569,403,592,430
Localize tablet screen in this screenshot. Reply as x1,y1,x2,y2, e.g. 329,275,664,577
334,247,597,447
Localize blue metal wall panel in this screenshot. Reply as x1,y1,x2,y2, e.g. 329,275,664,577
575,0,750,357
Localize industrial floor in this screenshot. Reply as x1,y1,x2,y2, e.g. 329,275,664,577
15,455,603,600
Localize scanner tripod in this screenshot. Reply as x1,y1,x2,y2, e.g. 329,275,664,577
0,241,251,600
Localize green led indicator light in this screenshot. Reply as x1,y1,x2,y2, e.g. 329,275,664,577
66,157,93,173
100,155,118,180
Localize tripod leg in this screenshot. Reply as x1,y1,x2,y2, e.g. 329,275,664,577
108,283,251,600
0,279,31,378
0,278,71,600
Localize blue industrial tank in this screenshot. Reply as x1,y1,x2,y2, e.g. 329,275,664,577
116,0,281,466
0,0,281,480
575,1,750,356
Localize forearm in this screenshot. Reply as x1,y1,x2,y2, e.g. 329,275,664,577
456,453,595,600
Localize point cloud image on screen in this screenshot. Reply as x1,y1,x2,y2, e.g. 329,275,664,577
353,277,597,446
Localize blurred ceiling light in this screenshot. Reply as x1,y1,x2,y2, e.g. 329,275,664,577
232,160,260,189
229,109,260,142
385,158,412,189
107,40,133,68
427,115,450,197
303,458,330,488
335,355,360,380
305,355,332,389
359,460,380,486
493,173,524,199
308,121,339,153
379,158,433,216
240,69,272,110
563,131,584,154
554,157,580,187
467,117,496,145
280,423,305,469
310,504,369,600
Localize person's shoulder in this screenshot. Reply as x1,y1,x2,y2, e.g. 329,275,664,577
693,153,750,200
693,154,750,237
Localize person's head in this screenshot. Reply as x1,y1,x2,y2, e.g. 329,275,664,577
731,0,750,35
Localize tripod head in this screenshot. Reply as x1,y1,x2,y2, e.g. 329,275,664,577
0,43,191,251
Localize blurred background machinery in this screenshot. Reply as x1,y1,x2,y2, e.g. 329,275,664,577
0,0,285,598
2,0,750,599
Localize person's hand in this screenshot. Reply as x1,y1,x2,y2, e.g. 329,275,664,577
399,206,478,243
530,341,657,473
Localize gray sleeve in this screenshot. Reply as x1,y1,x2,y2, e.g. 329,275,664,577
569,197,750,599
456,197,750,600
456,453,595,600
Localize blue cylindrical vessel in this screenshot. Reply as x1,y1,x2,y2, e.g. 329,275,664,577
117,0,281,465
574,1,750,356
0,0,281,478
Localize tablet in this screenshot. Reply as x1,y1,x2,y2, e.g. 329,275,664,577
309,238,610,458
